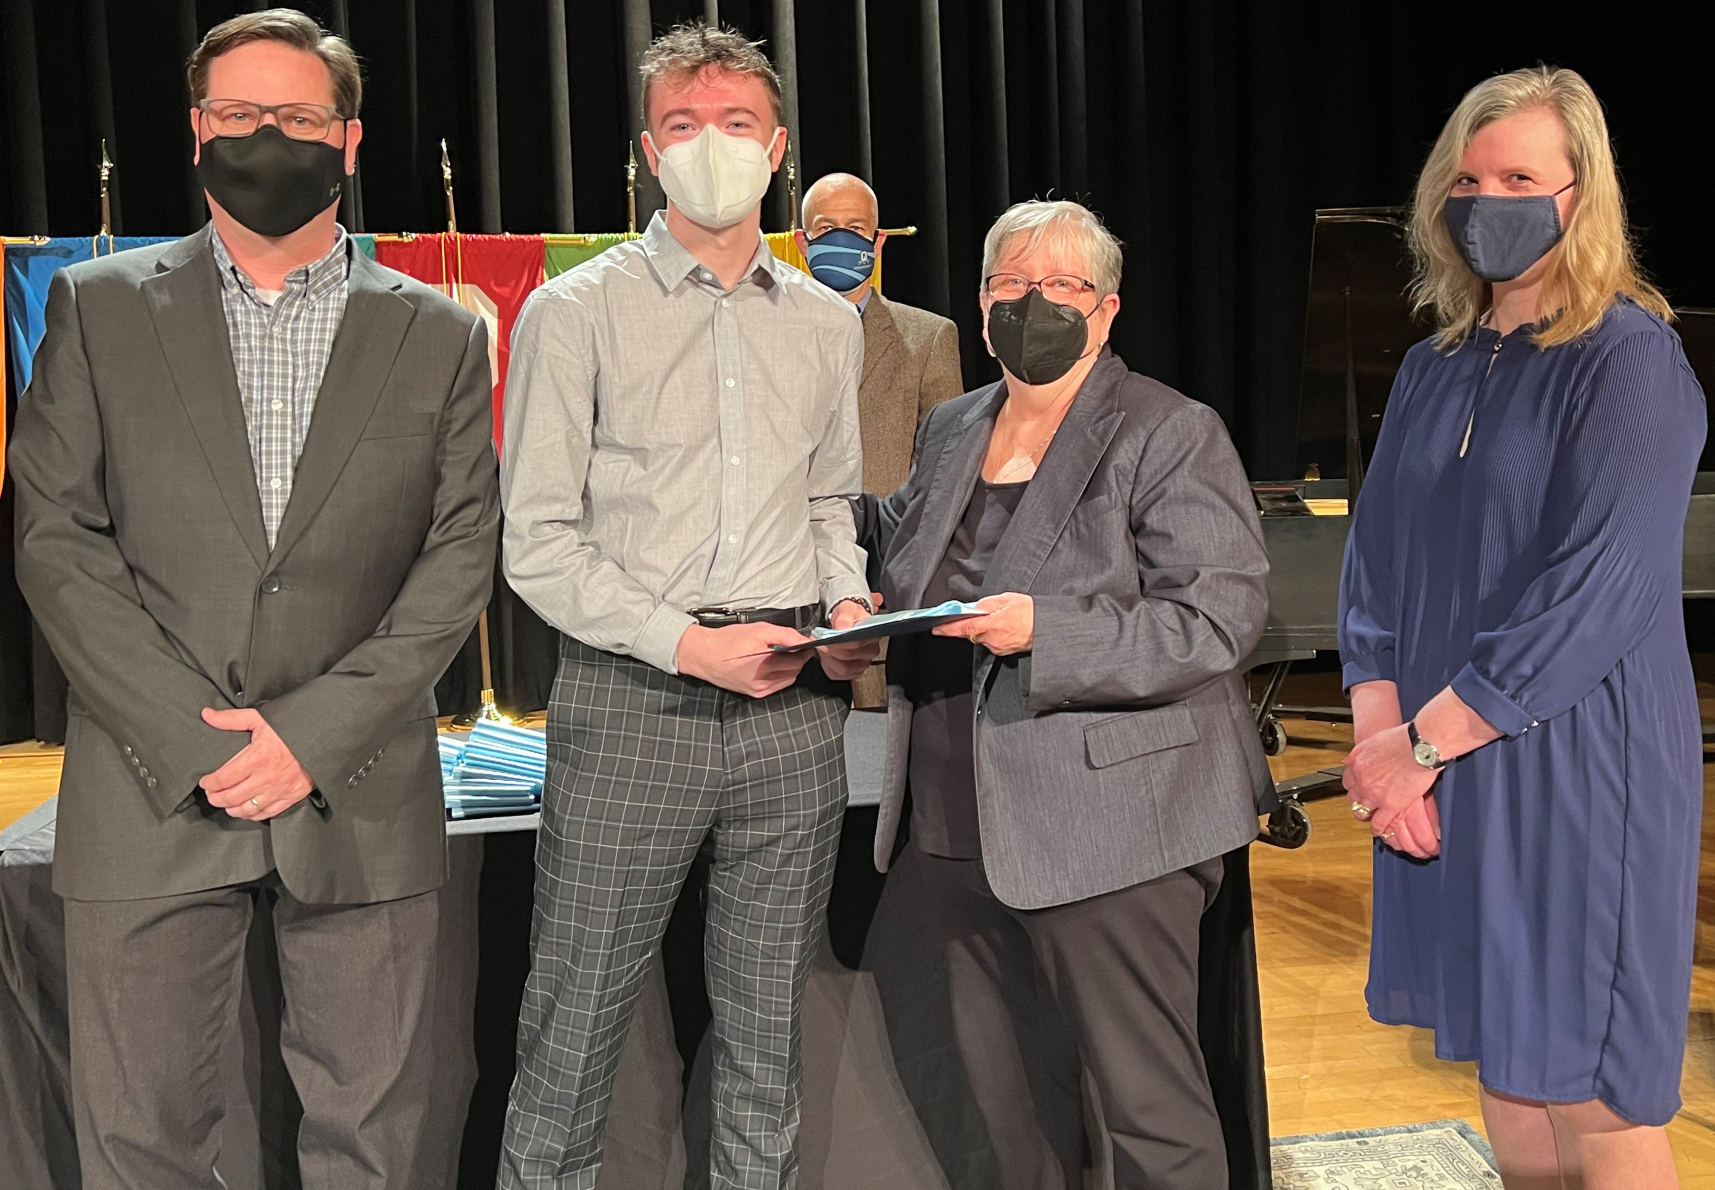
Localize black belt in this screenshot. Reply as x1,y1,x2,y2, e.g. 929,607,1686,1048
688,604,820,631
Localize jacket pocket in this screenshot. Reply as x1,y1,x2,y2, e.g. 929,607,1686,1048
1084,704,1200,768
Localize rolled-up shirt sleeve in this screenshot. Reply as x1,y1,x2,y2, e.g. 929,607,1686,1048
500,290,695,674
807,312,871,614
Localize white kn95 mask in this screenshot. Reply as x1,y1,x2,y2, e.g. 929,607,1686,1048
646,125,776,230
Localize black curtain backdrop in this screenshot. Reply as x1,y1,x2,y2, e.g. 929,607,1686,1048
3,0,1714,741
5,1,1713,471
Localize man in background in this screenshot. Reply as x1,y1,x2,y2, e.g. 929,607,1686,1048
8,9,497,1187
797,173,963,708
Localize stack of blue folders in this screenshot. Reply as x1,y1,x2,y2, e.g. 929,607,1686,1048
440,720,547,819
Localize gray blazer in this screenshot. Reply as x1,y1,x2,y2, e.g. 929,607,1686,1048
9,226,499,904
864,352,1274,910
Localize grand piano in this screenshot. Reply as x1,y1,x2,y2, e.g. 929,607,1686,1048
1253,208,1715,847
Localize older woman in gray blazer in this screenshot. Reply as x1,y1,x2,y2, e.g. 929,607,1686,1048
857,200,1272,1189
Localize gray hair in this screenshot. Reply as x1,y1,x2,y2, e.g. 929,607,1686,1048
981,200,1123,295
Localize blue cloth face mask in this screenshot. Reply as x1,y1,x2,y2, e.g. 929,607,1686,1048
1443,181,1574,283
804,228,877,295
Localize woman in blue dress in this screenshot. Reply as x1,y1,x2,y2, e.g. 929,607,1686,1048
1339,66,1706,1186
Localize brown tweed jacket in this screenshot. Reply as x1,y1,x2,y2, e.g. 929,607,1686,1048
854,292,963,708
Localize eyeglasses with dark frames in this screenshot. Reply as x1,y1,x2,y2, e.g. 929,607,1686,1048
198,99,346,143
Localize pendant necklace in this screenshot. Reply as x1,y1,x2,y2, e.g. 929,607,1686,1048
993,394,1076,484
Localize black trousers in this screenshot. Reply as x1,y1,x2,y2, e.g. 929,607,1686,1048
878,842,1228,1190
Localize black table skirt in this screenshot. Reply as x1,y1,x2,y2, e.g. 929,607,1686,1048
0,806,1272,1190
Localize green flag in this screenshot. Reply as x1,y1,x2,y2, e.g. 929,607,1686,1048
544,233,637,279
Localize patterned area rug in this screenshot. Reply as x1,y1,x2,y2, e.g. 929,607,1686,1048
1271,1119,1503,1188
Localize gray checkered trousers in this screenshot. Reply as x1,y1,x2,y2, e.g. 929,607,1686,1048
498,637,849,1189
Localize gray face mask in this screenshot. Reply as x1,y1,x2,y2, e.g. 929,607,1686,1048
1442,181,1574,283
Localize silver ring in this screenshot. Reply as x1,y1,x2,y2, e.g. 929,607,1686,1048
1382,830,1396,840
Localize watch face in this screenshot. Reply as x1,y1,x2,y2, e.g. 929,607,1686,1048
1414,741,1440,768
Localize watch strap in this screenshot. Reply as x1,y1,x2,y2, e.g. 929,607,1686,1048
1407,720,1446,770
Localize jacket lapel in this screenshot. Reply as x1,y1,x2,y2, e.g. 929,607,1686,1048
983,353,1127,597
892,383,1004,607
141,226,270,570
860,293,904,388
268,252,416,564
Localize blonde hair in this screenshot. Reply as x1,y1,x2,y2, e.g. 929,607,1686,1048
982,200,1124,296
1408,65,1670,350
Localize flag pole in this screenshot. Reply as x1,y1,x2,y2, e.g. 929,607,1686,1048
441,138,507,728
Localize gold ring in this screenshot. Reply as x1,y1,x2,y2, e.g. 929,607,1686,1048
249,796,262,810
1382,830,1396,840
1350,802,1373,819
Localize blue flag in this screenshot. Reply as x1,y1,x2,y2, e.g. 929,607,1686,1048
4,237,177,395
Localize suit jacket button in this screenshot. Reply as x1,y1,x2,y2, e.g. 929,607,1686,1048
261,576,281,594
146,777,158,789
138,766,149,778
123,745,134,757
348,776,359,787
131,756,142,767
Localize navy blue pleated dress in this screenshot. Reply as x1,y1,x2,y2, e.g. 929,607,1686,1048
1338,300,1707,1126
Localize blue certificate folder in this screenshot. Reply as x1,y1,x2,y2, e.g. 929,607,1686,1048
767,601,987,653
440,720,548,819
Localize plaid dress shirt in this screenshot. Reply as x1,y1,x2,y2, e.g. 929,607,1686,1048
210,227,351,547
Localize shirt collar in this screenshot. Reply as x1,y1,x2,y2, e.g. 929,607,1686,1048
856,288,873,315
211,223,351,303
640,209,778,295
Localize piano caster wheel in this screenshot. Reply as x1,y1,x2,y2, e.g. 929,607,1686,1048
1258,799,1312,849
1260,715,1288,756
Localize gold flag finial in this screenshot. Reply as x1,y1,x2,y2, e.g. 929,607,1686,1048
98,140,114,239
786,136,799,232
626,142,638,235
440,138,458,234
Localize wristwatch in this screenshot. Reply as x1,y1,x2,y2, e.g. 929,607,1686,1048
1406,721,1446,770
829,595,874,620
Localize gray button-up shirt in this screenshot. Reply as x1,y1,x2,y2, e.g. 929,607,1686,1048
500,212,869,674
210,226,351,547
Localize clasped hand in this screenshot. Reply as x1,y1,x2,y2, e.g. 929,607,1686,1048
676,597,883,699
199,708,314,821
1342,722,1441,859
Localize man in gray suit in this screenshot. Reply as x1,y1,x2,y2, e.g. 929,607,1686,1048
796,173,963,708
8,11,498,1187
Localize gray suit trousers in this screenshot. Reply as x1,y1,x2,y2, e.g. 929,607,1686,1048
62,874,440,1189
500,639,848,1190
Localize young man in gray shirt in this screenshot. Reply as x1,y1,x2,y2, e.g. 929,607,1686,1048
496,22,877,1190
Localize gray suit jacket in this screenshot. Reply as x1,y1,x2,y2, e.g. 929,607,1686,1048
863,352,1274,909
9,226,500,904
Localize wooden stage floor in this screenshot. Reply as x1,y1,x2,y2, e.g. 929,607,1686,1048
5,678,1715,1181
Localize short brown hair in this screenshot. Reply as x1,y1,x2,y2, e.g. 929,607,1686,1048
187,8,363,118
639,21,782,129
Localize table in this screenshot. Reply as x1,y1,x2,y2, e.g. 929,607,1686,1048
0,713,1270,1190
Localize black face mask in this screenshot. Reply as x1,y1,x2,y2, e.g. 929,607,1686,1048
986,289,1093,385
196,124,347,238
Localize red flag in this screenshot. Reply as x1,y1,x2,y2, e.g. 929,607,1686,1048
374,233,545,452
